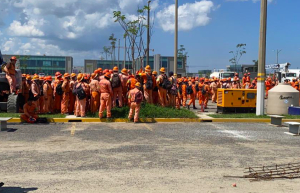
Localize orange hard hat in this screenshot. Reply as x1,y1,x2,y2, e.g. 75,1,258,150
121,68,128,74
244,73,247,76
98,68,103,72
32,75,39,80
145,65,151,72
160,67,166,73
204,78,209,83
109,70,113,74
191,79,195,83
45,76,52,81
10,56,17,61
113,66,119,71
104,72,111,79
71,73,76,78
103,69,108,73
64,73,70,78
152,71,157,75
135,82,141,87
55,72,61,76
22,74,26,77
39,76,44,80
227,77,231,81
94,69,100,74
91,73,97,79
77,73,84,81
26,75,32,80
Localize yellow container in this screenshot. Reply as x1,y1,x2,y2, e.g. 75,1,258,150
217,89,257,112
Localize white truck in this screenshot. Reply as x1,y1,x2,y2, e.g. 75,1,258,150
210,70,235,81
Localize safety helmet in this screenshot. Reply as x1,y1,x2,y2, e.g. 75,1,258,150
77,73,84,81
135,82,141,87
152,71,157,75
160,67,166,73
10,56,17,61
32,75,39,80
113,66,119,72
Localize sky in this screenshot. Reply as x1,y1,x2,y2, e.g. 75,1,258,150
0,0,299,73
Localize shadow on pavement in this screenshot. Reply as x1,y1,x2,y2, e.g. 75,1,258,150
0,187,38,193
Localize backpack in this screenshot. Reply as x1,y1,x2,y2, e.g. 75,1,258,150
145,74,153,90
111,74,121,88
56,83,63,96
187,85,193,95
178,84,182,95
134,91,143,104
169,78,177,95
161,75,172,90
202,85,207,95
75,83,86,100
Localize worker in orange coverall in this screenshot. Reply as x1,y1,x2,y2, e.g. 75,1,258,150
140,65,155,104
52,72,63,113
128,82,143,123
89,73,100,113
156,67,168,107
111,66,123,108
20,99,39,123
69,73,76,114
74,73,88,117
99,72,113,118
30,75,40,111
61,73,71,114
43,76,53,114
38,77,45,113
187,79,197,110
4,56,17,94
203,79,211,109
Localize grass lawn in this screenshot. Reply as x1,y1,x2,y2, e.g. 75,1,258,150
0,113,66,118
209,113,300,119
87,103,198,119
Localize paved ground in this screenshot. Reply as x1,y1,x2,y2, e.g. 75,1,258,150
1,122,300,193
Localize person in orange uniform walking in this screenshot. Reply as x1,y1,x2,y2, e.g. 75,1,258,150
121,68,129,106
89,73,100,113
152,71,159,105
30,75,40,111
179,78,187,108
4,56,17,94
187,79,197,110
20,99,39,123
140,65,154,104
99,72,113,119
43,76,53,114
53,72,63,113
128,82,143,123
203,79,210,109
74,73,88,117
111,66,123,108
61,73,71,114
210,79,217,103
69,73,76,114
197,78,204,109
156,67,168,107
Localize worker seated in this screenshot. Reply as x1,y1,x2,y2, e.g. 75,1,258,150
20,99,39,123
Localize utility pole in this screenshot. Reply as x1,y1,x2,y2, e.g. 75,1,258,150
124,37,126,69
256,0,267,116
146,0,151,67
174,0,178,75
276,49,282,64
118,39,120,68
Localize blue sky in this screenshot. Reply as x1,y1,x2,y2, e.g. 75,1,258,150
0,0,299,72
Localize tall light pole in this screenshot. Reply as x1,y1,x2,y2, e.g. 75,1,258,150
272,49,282,64
174,0,178,75
256,0,267,116
146,0,151,67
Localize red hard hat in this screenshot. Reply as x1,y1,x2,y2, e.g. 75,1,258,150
244,73,247,76
10,56,17,61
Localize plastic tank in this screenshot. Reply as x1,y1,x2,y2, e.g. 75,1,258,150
267,83,299,115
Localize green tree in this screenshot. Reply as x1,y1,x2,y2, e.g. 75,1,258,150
103,46,111,60
16,55,30,73
109,33,117,65
229,44,246,73
178,45,188,69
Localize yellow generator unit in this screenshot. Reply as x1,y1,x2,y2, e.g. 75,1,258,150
217,89,257,113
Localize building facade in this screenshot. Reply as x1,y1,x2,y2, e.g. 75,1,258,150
85,54,187,77
2,54,73,75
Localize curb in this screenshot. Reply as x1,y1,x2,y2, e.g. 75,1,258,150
7,118,300,123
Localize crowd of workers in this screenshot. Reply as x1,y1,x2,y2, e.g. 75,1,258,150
5,56,296,123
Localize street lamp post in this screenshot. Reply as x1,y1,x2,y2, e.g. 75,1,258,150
273,49,282,64
146,0,151,67
256,0,267,116
174,0,178,75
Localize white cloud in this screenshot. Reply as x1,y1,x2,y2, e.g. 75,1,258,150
226,0,273,3
8,20,45,37
156,0,214,32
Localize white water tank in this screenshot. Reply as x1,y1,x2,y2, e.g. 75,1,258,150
267,83,299,115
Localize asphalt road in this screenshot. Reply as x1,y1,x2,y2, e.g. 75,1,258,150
0,122,300,193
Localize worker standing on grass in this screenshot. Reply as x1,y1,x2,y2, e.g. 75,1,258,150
53,72,63,113
69,73,77,114
152,71,159,105
74,74,88,117
128,82,143,123
140,65,154,104
43,76,53,114
156,67,169,107
30,75,40,112
20,99,39,123
111,66,123,108
3,56,17,94
89,73,100,113
61,73,71,115
187,79,196,110
99,72,113,119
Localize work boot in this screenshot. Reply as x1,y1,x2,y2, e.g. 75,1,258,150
193,106,197,110
187,105,190,110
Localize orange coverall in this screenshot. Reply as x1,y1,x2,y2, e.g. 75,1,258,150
75,82,88,117
152,76,159,105
141,73,155,104
198,82,204,106
61,79,70,114
203,84,210,108
181,83,187,107
188,83,196,107
111,73,123,108
157,74,168,107
89,79,100,113
5,62,16,93
31,81,40,110
99,78,113,118
210,81,217,103
43,82,53,113
121,74,129,105
128,88,142,122
52,80,62,113
20,103,38,122
265,80,271,98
